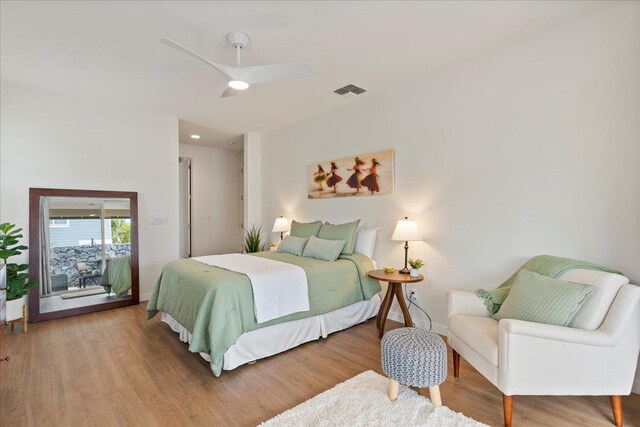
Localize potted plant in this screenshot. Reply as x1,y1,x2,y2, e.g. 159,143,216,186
0,223,39,322
408,258,425,278
242,223,268,253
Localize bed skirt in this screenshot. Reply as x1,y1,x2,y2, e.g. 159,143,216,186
161,294,381,371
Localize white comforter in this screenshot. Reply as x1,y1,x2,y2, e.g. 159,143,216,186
192,254,310,323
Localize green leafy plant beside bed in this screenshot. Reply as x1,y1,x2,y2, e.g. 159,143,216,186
242,223,268,253
0,223,39,301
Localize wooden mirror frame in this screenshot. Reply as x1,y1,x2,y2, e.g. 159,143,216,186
28,188,139,322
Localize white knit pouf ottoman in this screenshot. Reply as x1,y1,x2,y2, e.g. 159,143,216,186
381,328,447,406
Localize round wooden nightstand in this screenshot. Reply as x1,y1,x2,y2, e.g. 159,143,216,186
368,269,424,339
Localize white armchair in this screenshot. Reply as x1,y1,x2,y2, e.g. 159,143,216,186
447,269,640,427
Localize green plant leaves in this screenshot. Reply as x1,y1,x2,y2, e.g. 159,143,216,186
1,222,39,300
0,223,15,233
408,258,425,269
243,223,268,253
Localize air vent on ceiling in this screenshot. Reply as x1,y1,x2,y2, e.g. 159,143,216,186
334,84,366,95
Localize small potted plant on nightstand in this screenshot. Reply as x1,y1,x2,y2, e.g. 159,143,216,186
408,258,425,278
0,223,39,331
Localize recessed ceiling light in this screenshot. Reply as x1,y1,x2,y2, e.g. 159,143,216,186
227,141,235,145
228,80,250,90
191,134,200,139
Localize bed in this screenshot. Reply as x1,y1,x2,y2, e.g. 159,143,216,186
101,255,131,297
146,251,381,376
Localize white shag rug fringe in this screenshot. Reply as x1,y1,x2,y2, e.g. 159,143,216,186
259,370,488,427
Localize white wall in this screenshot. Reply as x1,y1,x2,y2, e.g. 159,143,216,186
243,133,262,230
260,3,640,387
179,143,244,256
0,83,179,300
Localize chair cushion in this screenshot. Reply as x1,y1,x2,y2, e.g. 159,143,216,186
449,315,499,365
492,270,594,327
559,269,629,330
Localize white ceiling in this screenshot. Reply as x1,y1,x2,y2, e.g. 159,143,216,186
179,120,244,151
1,1,612,147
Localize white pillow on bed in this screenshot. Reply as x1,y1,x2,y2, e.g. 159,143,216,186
354,227,381,259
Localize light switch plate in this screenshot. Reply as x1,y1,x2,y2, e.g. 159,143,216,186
149,217,163,225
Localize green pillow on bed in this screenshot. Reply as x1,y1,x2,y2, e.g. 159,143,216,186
317,219,361,255
302,235,346,262
276,236,309,256
290,220,322,238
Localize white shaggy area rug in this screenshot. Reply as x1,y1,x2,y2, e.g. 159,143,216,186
260,370,488,427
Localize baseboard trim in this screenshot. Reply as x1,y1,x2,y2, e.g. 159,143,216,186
387,309,448,336
140,292,152,302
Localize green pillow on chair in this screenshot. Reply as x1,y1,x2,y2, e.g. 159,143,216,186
493,269,594,326
317,219,361,255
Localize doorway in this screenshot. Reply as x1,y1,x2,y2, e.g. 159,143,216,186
178,157,192,258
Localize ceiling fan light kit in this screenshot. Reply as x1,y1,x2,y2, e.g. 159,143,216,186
162,32,315,98
228,80,249,90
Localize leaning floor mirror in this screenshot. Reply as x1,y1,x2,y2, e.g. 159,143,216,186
29,188,139,322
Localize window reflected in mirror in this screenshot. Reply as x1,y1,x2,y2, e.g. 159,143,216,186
39,197,133,313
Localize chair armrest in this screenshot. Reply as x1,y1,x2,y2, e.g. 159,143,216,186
500,319,615,347
447,290,490,318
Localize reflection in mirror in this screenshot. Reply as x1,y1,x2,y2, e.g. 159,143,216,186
39,197,133,313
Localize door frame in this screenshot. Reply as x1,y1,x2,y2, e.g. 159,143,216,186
179,156,193,258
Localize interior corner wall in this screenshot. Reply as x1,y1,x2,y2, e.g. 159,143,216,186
179,143,244,256
0,83,179,301
259,0,640,369
243,133,262,229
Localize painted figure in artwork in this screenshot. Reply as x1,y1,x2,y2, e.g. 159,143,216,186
326,162,343,193
361,158,381,195
346,157,366,194
313,165,327,191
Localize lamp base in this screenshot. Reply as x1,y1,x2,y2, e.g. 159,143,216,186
399,267,411,275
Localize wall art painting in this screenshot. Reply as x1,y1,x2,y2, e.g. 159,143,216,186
307,150,394,199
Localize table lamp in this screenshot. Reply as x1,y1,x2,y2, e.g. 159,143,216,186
391,216,422,274
272,216,291,241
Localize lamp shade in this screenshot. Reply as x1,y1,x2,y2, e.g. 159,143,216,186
272,217,291,233
391,217,422,242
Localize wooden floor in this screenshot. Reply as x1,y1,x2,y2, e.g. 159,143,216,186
1,303,639,427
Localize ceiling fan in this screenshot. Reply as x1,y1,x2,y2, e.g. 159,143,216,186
161,32,316,98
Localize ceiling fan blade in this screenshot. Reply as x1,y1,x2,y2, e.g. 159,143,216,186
161,38,240,80
221,87,243,98
235,63,316,85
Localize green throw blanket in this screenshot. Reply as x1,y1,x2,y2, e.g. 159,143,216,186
476,255,622,315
